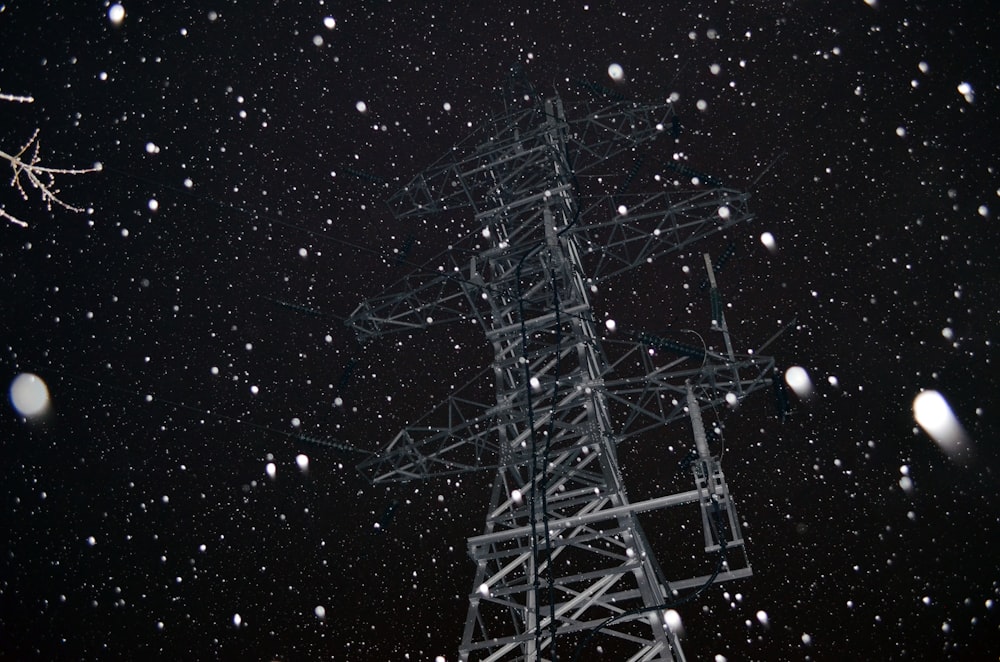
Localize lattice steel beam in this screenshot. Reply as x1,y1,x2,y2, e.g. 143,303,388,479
348,82,777,661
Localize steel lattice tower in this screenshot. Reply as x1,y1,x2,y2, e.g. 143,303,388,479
347,73,778,661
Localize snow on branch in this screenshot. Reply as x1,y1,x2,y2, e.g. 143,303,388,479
1,92,101,227
0,92,35,104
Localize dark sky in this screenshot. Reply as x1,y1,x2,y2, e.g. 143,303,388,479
2,1,999,660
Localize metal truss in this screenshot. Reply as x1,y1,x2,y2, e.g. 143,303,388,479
348,80,776,661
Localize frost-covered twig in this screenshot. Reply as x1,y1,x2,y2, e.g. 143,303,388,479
0,91,35,104
0,127,101,227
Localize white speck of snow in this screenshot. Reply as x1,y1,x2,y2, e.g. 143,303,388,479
86,535,97,546
355,100,368,113
478,583,490,597
443,102,452,112
608,63,624,81
312,35,324,47
333,396,343,407
756,610,769,626
435,657,446,662
760,231,777,252
183,178,193,188
913,390,969,459
899,475,914,494
265,462,276,479
210,366,219,375
784,366,813,398
9,373,50,417
827,375,839,387
314,605,326,619
296,454,309,470
605,319,617,332
801,633,812,645
714,656,728,662
977,205,989,218
617,204,628,215
232,613,242,627
918,61,930,73
725,392,738,406
298,247,308,258
696,99,708,111
664,609,683,634
511,489,523,505
108,4,125,25
718,205,731,219
121,228,129,237
323,16,336,29
145,142,160,154
942,327,954,340
250,385,259,395
529,376,542,391
709,63,721,75
864,0,878,7
957,82,974,103
148,199,159,211
895,126,906,138
291,417,301,428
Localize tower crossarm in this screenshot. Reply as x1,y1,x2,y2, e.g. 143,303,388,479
344,248,489,343
561,101,674,177
588,336,776,445
355,364,503,483
570,187,753,283
385,98,674,225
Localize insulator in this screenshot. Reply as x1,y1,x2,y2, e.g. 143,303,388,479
573,79,626,102
270,298,325,318
715,240,738,272
772,372,790,422
294,434,367,455
344,166,387,184
638,332,706,360
338,358,359,388
710,288,723,326
394,235,416,266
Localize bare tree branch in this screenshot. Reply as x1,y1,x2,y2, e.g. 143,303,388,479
0,92,35,104
1,91,100,227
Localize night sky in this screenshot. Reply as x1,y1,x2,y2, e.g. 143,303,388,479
2,1,999,660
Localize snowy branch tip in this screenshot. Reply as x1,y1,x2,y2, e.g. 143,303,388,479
1,127,101,227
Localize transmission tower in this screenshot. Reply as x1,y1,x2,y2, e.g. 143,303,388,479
347,71,779,661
